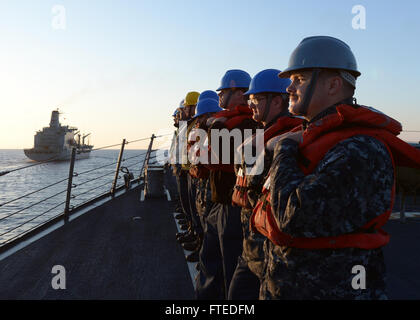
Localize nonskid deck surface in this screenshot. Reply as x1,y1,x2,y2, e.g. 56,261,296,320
0,186,194,299
383,218,420,299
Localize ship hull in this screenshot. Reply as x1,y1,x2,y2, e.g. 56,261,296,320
23,148,91,162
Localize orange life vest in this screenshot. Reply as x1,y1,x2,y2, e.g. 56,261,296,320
251,104,420,250
205,105,255,173
212,105,254,130
232,116,303,208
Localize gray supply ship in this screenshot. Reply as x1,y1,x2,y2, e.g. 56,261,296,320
24,110,93,161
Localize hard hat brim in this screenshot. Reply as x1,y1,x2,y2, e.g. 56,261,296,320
193,110,220,118
278,66,361,79
243,88,288,95
216,86,249,92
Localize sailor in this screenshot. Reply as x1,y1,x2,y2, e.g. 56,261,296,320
168,107,182,213
173,99,194,235
196,70,258,299
228,69,302,299
252,36,420,299
187,92,222,264
172,109,180,128
177,91,205,261
189,90,221,229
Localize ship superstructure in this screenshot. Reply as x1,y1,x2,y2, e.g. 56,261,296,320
24,110,93,161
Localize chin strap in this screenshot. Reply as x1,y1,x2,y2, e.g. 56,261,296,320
264,107,289,129
263,93,293,126
299,68,321,117
261,94,273,123
224,90,233,109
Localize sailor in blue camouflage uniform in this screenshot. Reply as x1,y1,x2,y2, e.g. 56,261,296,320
196,70,258,300
228,69,297,300
192,93,220,227
260,36,392,299
187,91,222,263
195,177,213,227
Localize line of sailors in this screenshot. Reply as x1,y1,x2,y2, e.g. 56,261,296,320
169,36,420,300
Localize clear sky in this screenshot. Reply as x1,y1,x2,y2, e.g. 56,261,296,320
0,0,419,150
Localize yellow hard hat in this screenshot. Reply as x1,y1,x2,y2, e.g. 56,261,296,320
184,91,200,106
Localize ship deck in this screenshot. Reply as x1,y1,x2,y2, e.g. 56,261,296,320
0,184,194,299
0,175,419,299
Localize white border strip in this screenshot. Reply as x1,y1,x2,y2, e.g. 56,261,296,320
164,187,171,202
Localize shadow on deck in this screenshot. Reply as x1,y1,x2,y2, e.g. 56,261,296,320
0,185,194,300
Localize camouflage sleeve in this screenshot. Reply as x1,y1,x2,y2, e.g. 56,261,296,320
269,135,394,238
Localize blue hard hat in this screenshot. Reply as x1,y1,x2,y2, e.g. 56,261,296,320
198,90,219,102
279,36,360,78
193,98,223,118
244,69,291,95
216,69,251,91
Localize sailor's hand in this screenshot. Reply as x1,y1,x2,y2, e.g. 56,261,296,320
282,131,303,143
207,116,227,127
206,117,216,127
266,131,303,151
214,117,227,124
266,135,283,151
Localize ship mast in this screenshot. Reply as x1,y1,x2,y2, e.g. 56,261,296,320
82,133,91,146
49,109,61,128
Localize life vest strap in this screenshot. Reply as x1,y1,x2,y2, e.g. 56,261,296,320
232,175,251,208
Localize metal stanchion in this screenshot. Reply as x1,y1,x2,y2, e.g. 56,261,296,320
111,139,126,196
64,148,76,222
139,134,155,180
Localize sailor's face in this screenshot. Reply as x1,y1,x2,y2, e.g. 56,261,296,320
218,89,230,109
189,105,196,117
184,105,195,118
287,71,312,116
288,70,339,120
248,94,268,123
197,113,211,127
